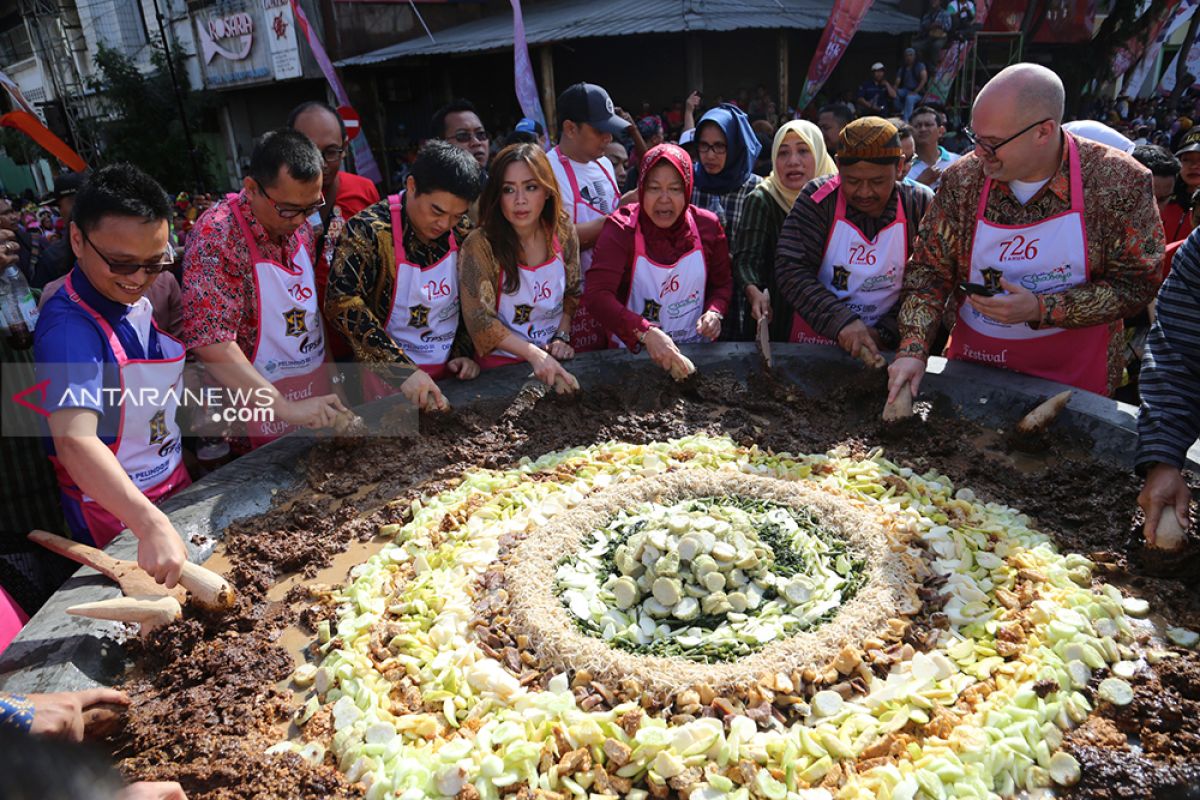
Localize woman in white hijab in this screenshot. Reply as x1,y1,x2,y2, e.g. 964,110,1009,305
732,120,837,340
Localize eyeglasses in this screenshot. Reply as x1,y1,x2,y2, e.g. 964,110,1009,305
697,142,727,156
254,179,325,219
82,229,175,275
320,146,345,164
449,129,489,144
963,118,1052,158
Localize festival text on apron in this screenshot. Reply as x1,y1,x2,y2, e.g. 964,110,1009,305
619,210,708,348
230,197,332,445
790,177,908,345
945,135,1109,394
51,274,191,548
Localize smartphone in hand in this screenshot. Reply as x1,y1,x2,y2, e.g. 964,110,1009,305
959,282,997,297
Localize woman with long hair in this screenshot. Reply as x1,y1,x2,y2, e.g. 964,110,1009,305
585,143,732,378
458,143,581,391
734,120,837,341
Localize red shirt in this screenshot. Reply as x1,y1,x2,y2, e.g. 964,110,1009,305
335,171,379,218
1161,201,1193,246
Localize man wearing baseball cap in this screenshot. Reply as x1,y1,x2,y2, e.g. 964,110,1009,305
776,116,932,362
547,82,630,351
856,63,896,117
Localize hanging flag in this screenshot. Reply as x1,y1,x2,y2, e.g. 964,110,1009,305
1112,0,1187,82
1123,0,1197,96
290,0,382,183
796,0,876,111
0,111,87,172
1156,38,1200,95
922,0,994,105
510,0,546,142
0,70,38,117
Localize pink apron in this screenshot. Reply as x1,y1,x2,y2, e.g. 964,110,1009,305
477,239,567,370
790,177,908,345
50,275,191,548
0,587,30,656
230,197,333,446
554,147,618,353
617,210,709,348
361,193,458,401
945,135,1109,394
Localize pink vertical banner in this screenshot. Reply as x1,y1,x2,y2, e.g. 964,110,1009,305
797,0,876,111
922,0,993,105
510,0,546,142
290,0,382,183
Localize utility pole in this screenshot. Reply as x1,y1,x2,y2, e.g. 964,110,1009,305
20,0,99,166
147,0,205,191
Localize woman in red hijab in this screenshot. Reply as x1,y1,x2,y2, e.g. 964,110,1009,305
585,144,732,376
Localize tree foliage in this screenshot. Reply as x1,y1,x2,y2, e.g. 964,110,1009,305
86,44,215,192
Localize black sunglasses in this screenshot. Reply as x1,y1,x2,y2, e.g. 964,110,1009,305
449,129,489,144
963,118,1052,158
82,229,175,276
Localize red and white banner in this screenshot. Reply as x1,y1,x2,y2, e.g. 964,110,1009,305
923,0,993,105
1111,0,1187,82
1124,0,1197,96
0,70,38,117
796,0,875,111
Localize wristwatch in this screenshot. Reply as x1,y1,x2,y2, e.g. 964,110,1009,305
550,330,571,345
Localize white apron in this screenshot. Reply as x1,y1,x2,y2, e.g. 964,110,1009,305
945,135,1109,394
230,197,331,446
554,147,618,353
619,210,708,347
790,177,908,344
478,240,566,369
51,274,190,548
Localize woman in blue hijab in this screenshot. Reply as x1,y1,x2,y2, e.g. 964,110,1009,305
692,102,763,339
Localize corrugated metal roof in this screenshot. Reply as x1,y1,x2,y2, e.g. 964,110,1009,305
338,0,920,66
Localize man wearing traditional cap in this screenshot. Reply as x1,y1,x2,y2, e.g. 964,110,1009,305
888,64,1163,404
776,117,933,362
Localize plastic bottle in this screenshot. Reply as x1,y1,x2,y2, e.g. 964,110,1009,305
0,265,38,350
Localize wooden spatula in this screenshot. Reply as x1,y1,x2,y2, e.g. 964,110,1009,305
29,530,235,611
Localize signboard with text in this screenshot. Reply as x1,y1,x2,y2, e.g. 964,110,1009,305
195,0,311,88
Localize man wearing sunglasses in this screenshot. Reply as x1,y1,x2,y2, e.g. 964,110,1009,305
182,128,348,448
32,165,190,587
288,101,380,363
432,98,490,171
888,63,1163,405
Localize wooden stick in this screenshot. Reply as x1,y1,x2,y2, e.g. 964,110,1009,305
882,381,913,422
178,562,236,612
28,530,122,582
1016,390,1073,435
67,595,182,636
1151,511,1189,552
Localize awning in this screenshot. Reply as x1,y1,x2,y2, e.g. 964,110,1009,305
337,0,921,66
